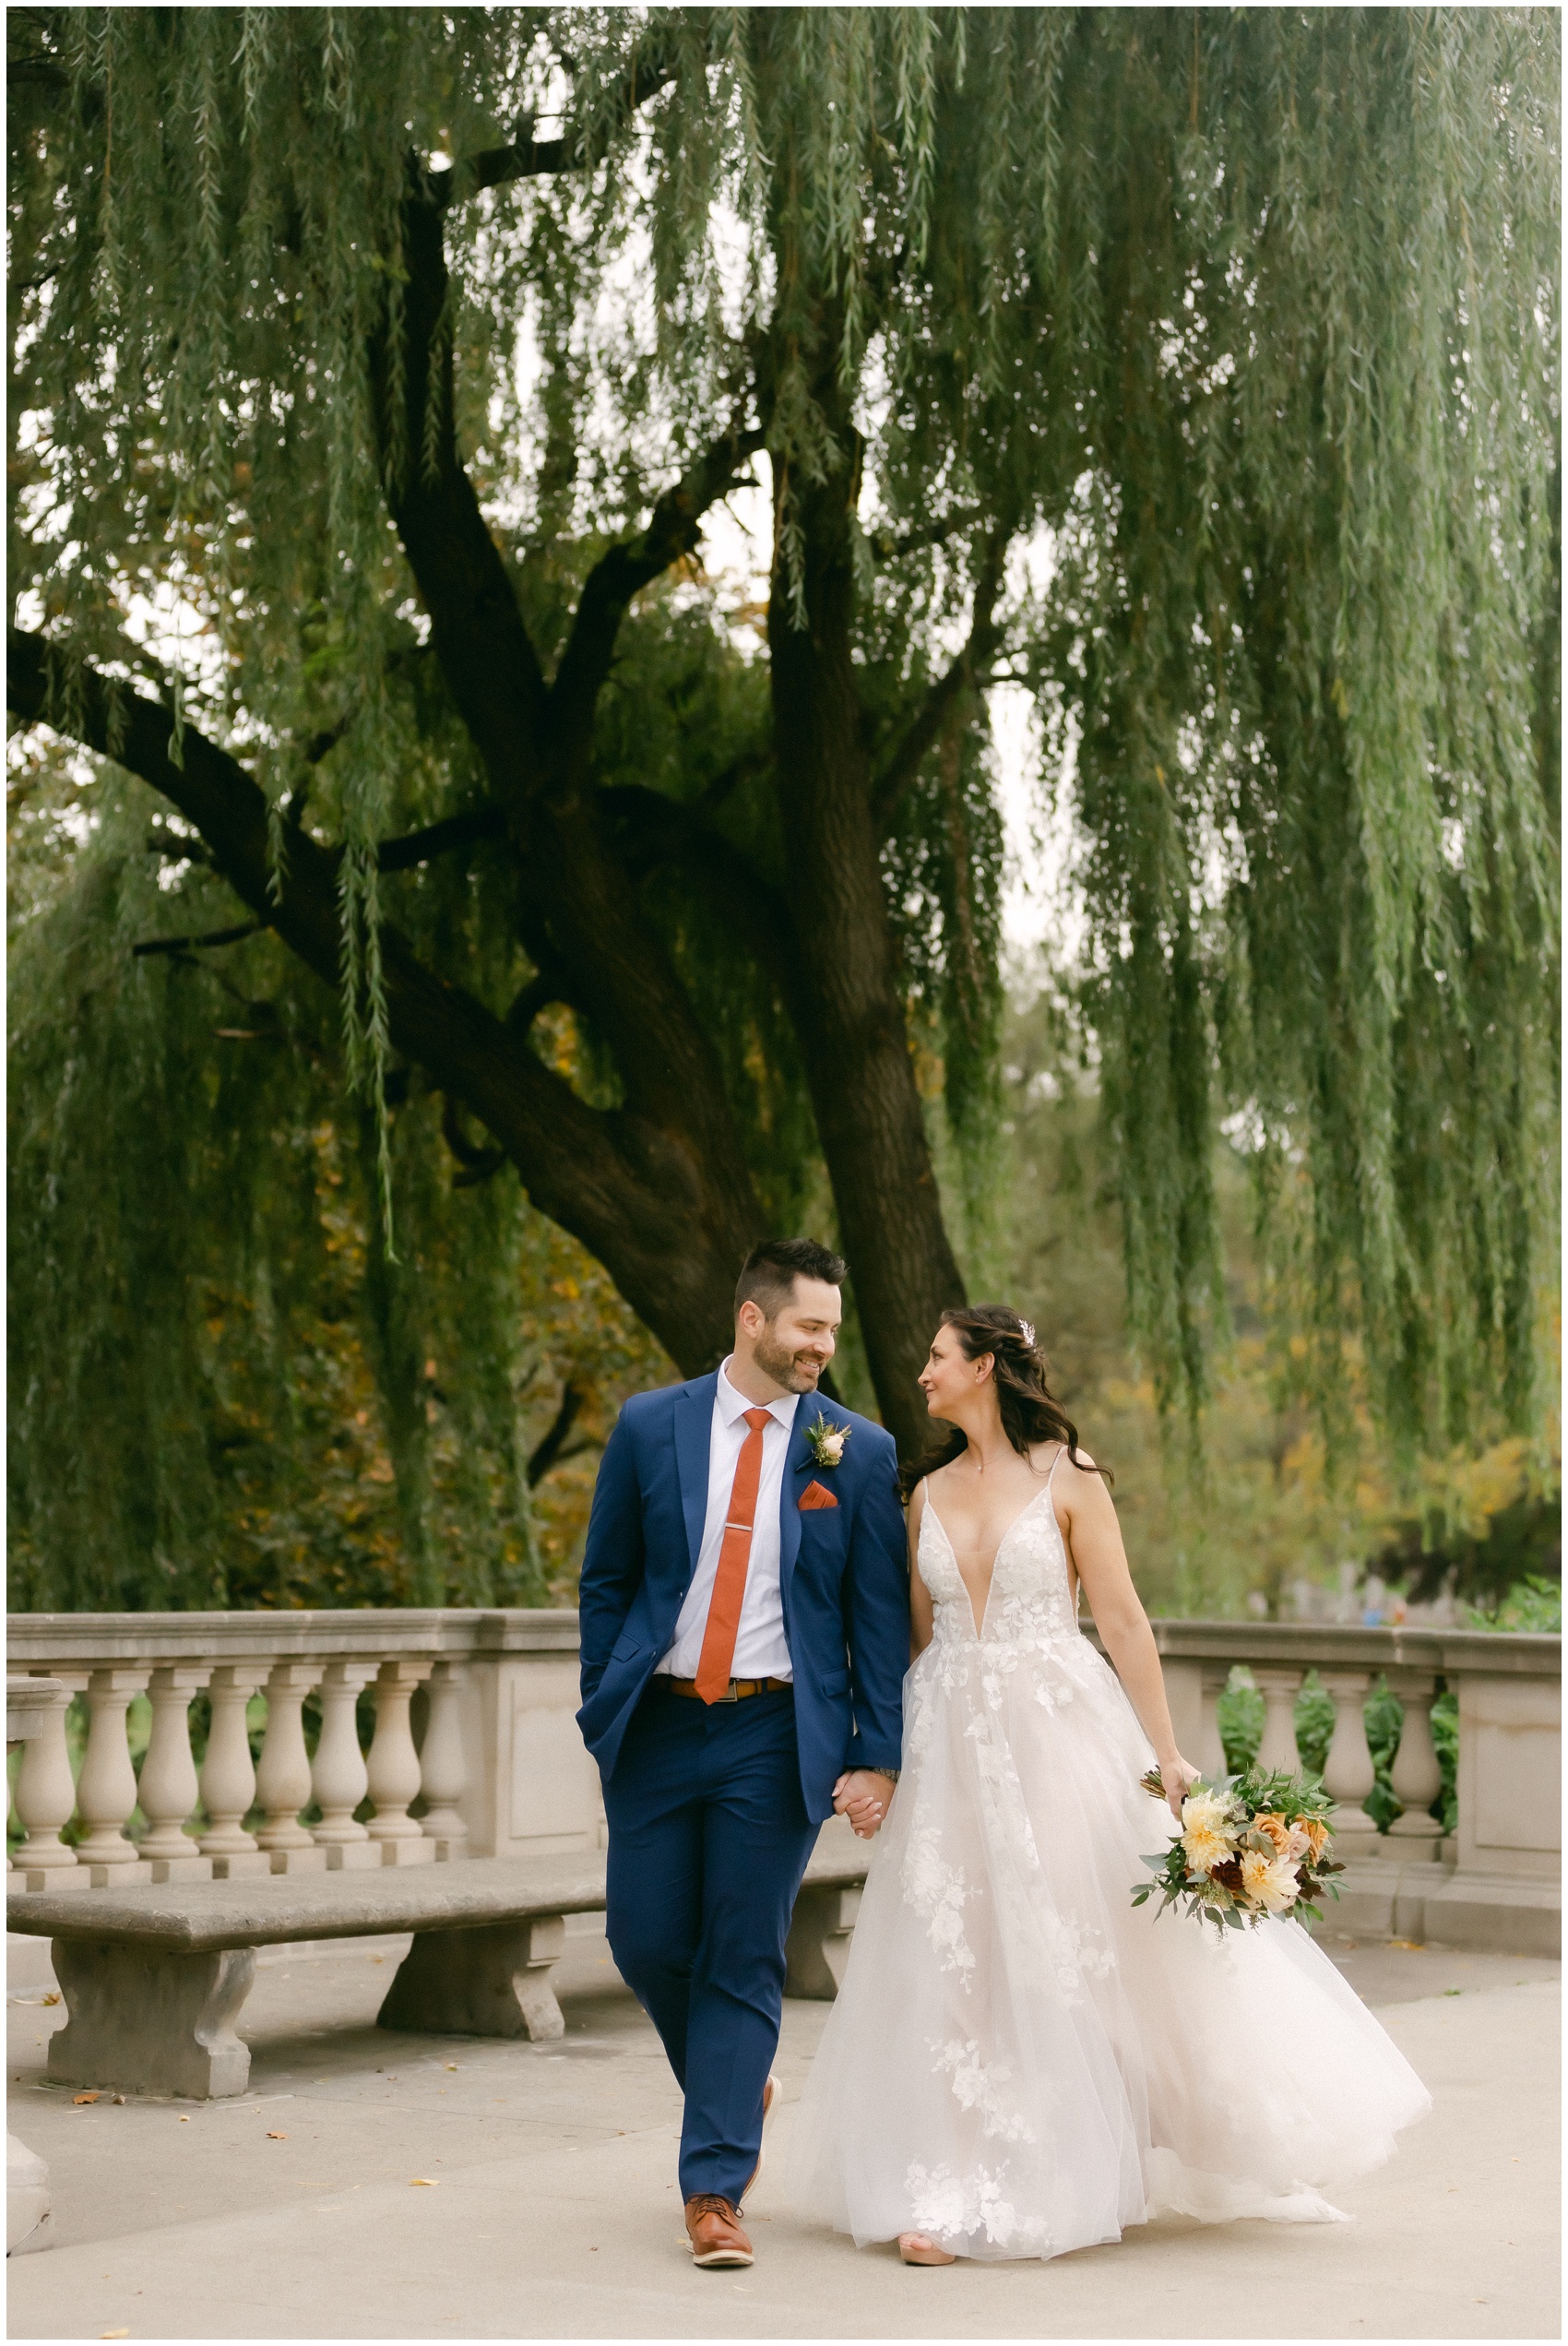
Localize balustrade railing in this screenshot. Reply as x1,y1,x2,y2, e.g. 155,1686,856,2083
6,1611,593,1887
6,1610,1559,1953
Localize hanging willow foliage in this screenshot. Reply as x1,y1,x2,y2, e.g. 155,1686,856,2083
7,725,679,1612
6,6,1559,1531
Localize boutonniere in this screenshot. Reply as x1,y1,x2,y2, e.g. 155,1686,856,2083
804,1410,850,1470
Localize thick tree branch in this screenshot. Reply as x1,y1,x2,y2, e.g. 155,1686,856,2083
376,199,771,1182
149,801,503,877
526,1378,593,1486
364,146,772,1281
435,56,680,210
132,921,264,959
546,424,767,784
441,1092,507,1188
870,530,1012,832
372,188,551,804
7,628,751,1367
867,506,986,564
376,804,505,872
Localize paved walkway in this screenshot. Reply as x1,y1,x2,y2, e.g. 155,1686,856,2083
6,1927,1559,2340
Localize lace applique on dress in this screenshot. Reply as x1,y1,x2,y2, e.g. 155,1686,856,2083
904,2161,1048,2252
929,2037,1038,2144
918,1468,1082,1660
900,1816,977,1983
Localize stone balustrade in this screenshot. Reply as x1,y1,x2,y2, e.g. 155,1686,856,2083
6,1611,599,1888
6,1609,1559,1954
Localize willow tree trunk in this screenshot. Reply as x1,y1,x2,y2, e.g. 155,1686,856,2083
768,450,967,1456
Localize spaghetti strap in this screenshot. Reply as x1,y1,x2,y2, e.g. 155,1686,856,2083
1046,1442,1067,1490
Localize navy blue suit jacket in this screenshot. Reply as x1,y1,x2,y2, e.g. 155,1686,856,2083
576,1373,909,1823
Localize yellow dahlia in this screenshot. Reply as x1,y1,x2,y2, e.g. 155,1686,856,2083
1181,1819,1237,1876
1240,1848,1301,1915
1181,1789,1241,1836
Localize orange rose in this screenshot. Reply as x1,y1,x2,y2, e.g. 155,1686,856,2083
1253,1812,1292,1856
1301,1816,1331,1859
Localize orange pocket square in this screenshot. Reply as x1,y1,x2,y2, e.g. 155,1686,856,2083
799,1480,839,1511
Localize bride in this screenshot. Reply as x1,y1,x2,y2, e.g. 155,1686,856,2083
786,1304,1431,2265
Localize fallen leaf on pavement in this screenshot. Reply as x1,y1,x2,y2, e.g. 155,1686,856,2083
267,2131,288,2140
73,2092,101,2105
410,2177,439,2187
42,1991,61,2006
99,2329,130,2339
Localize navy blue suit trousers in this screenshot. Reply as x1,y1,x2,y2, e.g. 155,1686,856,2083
604,1683,818,2205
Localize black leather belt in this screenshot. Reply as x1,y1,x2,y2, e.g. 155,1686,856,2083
657,1675,793,1702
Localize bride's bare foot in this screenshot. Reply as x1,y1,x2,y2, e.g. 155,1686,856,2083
898,2232,957,2266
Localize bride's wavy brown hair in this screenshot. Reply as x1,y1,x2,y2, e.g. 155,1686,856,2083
899,1304,1111,1502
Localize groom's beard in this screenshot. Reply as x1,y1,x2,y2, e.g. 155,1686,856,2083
753,1328,829,1394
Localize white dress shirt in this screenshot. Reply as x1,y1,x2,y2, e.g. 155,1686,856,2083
654,1361,799,1682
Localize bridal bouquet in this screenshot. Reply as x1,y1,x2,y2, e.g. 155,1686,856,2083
1133,1766,1344,1933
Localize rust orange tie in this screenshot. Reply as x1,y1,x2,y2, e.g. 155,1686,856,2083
694,1407,774,1704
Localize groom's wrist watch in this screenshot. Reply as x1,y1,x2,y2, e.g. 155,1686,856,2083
877,1768,900,1782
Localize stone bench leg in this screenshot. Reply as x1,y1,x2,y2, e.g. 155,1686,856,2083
784,1884,861,1999
376,1917,566,2042
48,1940,255,2101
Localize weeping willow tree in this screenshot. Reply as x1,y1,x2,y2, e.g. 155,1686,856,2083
7,6,1559,1554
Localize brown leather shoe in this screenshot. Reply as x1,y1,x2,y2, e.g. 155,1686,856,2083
684,2193,754,2269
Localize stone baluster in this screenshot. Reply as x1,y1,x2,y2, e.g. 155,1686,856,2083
139,1665,213,1880
311,1660,379,1867
12,1677,84,1883
197,1666,269,1878
1196,1664,1229,1780
254,1662,325,1872
365,1660,434,1863
418,1659,470,1855
1318,1669,1380,1855
1252,1666,1304,1775
75,1667,150,1876
1385,1671,1446,1857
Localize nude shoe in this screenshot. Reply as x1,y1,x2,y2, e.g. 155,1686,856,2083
685,2194,754,2268
898,2231,957,2266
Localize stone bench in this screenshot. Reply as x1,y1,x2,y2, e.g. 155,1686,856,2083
7,1841,871,2101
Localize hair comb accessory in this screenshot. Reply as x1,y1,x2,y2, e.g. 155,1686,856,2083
1017,1318,1037,1347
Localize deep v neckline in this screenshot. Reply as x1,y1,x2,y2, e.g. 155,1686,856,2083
923,1479,1056,1640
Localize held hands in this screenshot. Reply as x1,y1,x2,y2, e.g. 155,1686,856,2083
1158,1753,1201,1822
833,1768,897,1840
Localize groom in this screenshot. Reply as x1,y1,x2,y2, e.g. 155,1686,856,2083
576,1238,909,2269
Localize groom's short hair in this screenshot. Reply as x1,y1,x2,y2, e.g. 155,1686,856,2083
735,1237,847,1320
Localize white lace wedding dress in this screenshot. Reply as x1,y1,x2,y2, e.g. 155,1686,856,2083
786,1466,1431,2262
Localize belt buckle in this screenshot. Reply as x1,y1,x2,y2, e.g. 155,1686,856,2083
717,1682,742,1703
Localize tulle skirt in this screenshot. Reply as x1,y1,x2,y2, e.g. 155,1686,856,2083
785,1626,1431,2261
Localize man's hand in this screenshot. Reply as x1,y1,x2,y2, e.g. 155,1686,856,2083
832,1768,897,1840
